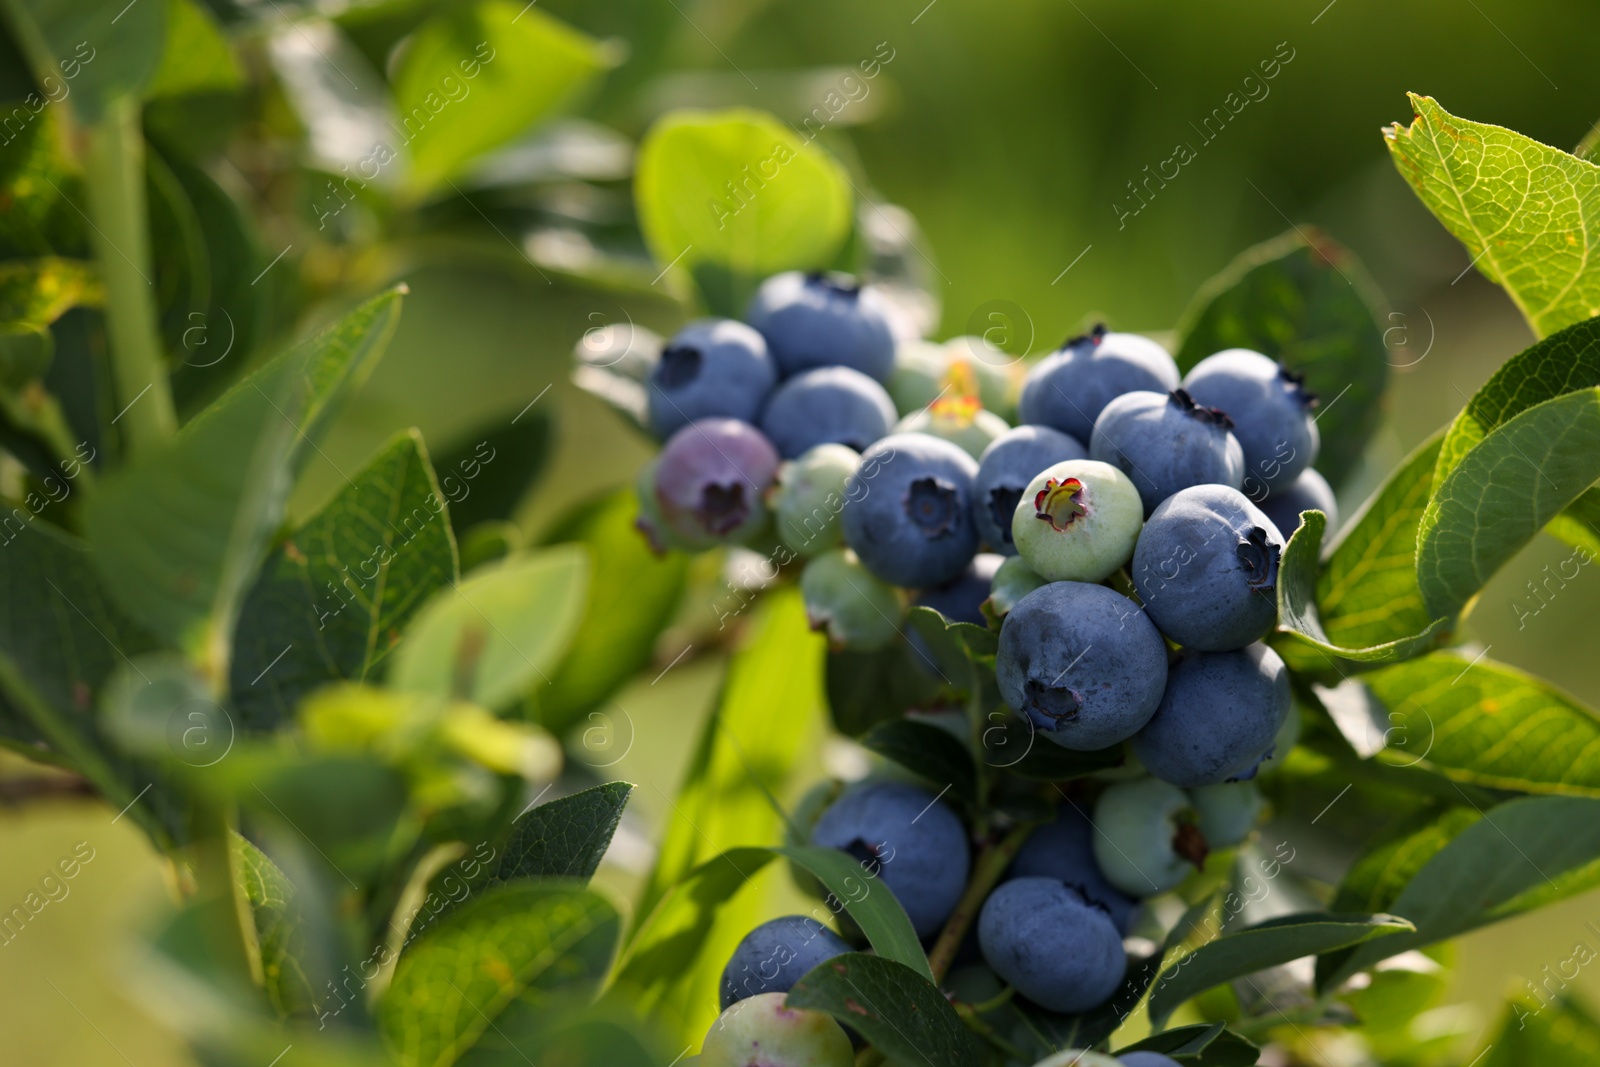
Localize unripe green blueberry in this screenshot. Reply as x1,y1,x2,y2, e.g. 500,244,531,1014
886,340,950,415
1092,777,1206,896
887,339,1016,418
980,555,1048,627
894,400,1010,459
1189,780,1265,848
800,549,903,651
770,444,860,556
942,336,1022,418
700,992,852,1067
1011,460,1143,582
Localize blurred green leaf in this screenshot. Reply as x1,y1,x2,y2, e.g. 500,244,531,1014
533,490,687,736
1321,796,1600,989
1479,993,1600,1067
614,843,930,1041
232,831,316,1018
634,587,822,923
1276,509,1447,675
146,145,210,361
1417,388,1600,618
0,110,89,259
0,521,185,844
432,413,551,536
0,0,167,122
388,545,588,711
1116,1023,1260,1066
1147,912,1411,1026
85,287,404,651
860,718,975,804
1364,652,1600,796
394,0,607,193
1548,487,1600,558
492,780,632,884
0,256,99,331
1387,94,1600,339
378,883,618,1067
1328,806,1479,918
143,0,243,158
1174,228,1388,486
635,108,852,313
230,430,459,732
786,953,977,1067
0,257,99,466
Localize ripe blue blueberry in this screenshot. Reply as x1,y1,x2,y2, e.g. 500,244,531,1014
760,366,897,459
1009,805,1138,933
653,418,780,547
974,425,1088,554
1130,484,1285,651
809,781,969,938
801,549,903,652
1181,349,1319,495
1119,1053,1183,1067
1017,326,1181,443
719,915,852,1010
840,433,980,589
1133,643,1291,787
646,319,777,439
913,552,1004,625
1258,467,1337,539
1089,390,1245,516
745,271,897,382
701,992,853,1067
1091,777,1207,896
996,581,1168,751
977,876,1125,1013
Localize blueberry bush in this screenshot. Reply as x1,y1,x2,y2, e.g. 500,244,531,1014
2,1,1600,1064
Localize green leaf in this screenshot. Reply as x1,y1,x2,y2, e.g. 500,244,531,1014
387,545,588,711
85,288,404,651
824,641,940,738
635,586,823,923
1174,228,1388,485
860,718,975,803
1548,486,1600,557
394,0,607,193
230,430,459,732
0,521,182,844
492,781,633,884
1321,796,1600,989
1417,387,1600,618
1479,993,1600,1067
614,844,928,1044
0,0,167,122
1116,1024,1261,1067
1363,652,1600,796
378,883,619,1067
0,257,100,333
533,490,688,736
1009,954,1161,1053
1275,509,1448,674
143,0,243,158
1309,432,1447,658
786,953,978,1067
635,109,852,313
1328,805,1480,916
232,832,316,1018
1147,912,1411,1026
1386,94,1600,339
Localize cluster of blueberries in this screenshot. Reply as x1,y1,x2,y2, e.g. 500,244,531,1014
612,271,1333,1066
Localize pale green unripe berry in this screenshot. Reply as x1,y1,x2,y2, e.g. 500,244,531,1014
1011,460,1143,582
1092,777,1205,896
800,549,903,651
895,400,1010,459
770,444,859,556
1189,780,1266,848
700,992,853,1067
981,555,1048,627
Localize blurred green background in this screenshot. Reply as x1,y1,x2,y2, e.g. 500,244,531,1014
5,0,1600,1061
